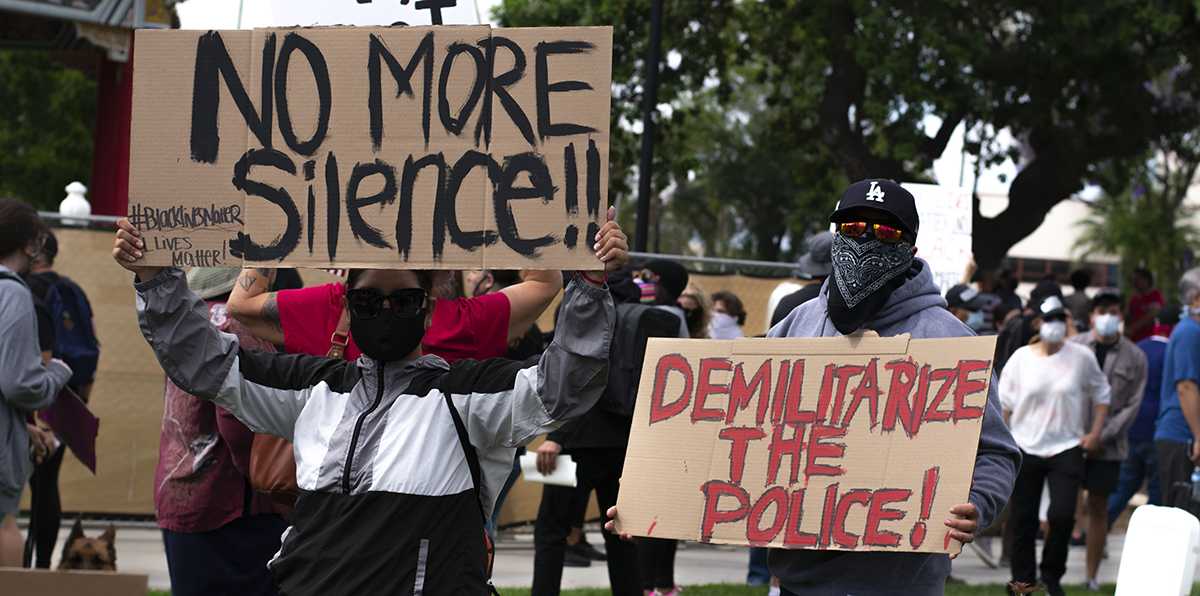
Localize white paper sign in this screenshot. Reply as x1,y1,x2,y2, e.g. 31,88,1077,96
904,183,972,294
520,453,578,487
267,0,480,27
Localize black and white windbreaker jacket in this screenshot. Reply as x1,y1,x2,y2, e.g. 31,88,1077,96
134,268,614,595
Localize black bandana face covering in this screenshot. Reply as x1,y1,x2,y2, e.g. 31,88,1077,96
827,232,914,334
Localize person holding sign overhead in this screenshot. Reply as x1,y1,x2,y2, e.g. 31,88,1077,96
112,216,625,595
763,180,1020,595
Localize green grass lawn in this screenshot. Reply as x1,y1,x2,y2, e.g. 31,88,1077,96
149,583,1129,595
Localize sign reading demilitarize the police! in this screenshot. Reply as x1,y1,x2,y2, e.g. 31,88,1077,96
126,26,612,269
616,333,998,555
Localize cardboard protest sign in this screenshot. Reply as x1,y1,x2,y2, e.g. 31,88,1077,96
615,333,997,554
907,183,972,294
127,25,612,270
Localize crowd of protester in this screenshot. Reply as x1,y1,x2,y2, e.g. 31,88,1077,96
2,176,1200,596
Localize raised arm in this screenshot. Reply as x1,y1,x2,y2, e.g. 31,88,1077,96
500,269,563,343
500,207,628,342
227,268,285,345
439,275,614,449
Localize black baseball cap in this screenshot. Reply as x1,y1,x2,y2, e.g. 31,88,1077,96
946,284,988,310
1035,295,1067,319
829,179,919,237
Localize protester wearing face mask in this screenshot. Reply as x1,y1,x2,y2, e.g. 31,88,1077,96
708,291,746,340
946,283,992,334
722,179,1019,595
0,199,72,568
1067,291,1147,591
999,295,1111,596
113,217,623,595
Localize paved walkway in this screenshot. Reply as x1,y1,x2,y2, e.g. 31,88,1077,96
39,523,1131,592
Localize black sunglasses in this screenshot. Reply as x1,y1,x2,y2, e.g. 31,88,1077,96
345,288,428,319
1042,313,1067,323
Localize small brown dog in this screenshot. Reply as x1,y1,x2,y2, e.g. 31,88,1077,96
58,518,117,571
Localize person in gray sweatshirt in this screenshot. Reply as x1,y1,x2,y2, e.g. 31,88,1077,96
766,180,1021,596
0,199,72,566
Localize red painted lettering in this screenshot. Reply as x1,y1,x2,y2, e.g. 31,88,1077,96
746,486,789,545
953,359,989,421
923,367,956,423
815,363,836,424
828,364,864,426
881,359,919,437
729,359,772,425
693,358,732,423
699,480,750,542
782,487,818,547
718,426,766,485
863,488,912,547
784,360,815,425
841,358,880,429
832,488,872,549
766,423,807,485
805,424,847,479
649,354,694,425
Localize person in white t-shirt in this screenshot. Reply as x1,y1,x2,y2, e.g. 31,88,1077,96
999,295,1110,596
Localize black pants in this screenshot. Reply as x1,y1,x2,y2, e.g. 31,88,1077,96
1157,440,1195,510
162,514,288,596
637,538,677,590
531,448,639,596
23,444,65,568
1009,447,1084,585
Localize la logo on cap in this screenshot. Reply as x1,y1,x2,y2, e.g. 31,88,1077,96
865,180,885,203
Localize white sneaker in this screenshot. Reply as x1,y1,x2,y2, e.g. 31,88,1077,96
1086,577,1101,591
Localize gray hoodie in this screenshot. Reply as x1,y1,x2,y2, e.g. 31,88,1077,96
767,259,1020,596
0,265,71,514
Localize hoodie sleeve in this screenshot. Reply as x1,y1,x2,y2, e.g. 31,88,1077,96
439,277,614,449
969,373,1022,529
135,268,351,440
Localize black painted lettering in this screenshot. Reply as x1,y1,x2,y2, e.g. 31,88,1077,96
275,33,332,156
368,32,435,150
494,152,557,256
345,160,398,249
475,36,534,148
398,153,446,260
190,31,275,163
325,152,341,261
436,150,499,258
229,148,299,261
534,40,598,140
438,42,487,137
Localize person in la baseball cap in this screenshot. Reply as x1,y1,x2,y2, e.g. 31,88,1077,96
764,179,1020,596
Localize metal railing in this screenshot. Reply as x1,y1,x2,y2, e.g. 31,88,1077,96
629,251,800,278
38,211,123,230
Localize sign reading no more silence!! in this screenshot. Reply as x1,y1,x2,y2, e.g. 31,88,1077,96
614,333,998,554
127,25,613,269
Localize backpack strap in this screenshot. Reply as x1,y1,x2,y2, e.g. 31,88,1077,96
327,299,351,359
442,393,499,593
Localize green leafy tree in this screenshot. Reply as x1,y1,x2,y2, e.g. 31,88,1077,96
496,0,1200,268
0,50,97,210
1076,129,1200,296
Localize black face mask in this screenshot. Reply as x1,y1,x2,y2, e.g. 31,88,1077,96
346,288,428,361
827,232,914,335
351,310,425,361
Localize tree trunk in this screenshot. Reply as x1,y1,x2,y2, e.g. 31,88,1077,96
973,147,1085,270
